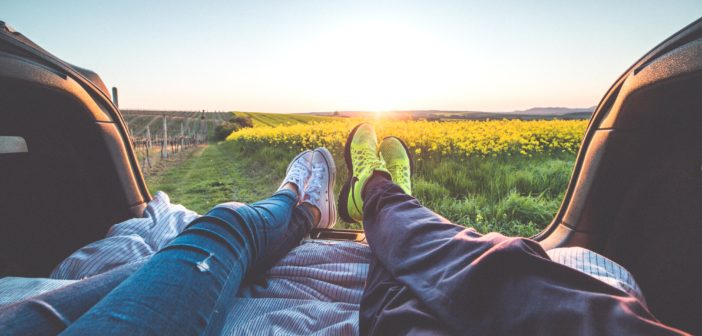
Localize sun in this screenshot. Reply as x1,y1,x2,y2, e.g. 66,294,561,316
285,20,465,112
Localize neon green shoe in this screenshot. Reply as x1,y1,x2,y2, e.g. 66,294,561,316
338,123,389,223
379,136,413,195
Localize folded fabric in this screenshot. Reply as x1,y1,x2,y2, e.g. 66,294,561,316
0,192,647,335
50,191,199,280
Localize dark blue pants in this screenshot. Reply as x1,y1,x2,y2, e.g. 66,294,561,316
359,174,682,335
0,189,313,336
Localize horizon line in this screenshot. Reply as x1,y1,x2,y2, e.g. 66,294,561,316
119,105,597,114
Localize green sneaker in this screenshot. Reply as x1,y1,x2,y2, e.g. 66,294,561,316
338,123,389,223
379,136,413,195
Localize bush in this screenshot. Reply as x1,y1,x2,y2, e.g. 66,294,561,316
214,116,253,141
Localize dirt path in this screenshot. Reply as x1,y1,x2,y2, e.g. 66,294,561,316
144,142,282,214
143,145,206,179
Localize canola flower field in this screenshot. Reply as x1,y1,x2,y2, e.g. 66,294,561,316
227,119,587,159
222,118,588,235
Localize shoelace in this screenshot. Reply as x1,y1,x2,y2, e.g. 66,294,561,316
387,163,410,181
353,148,383,173
287,160,310,188
304,165,325,204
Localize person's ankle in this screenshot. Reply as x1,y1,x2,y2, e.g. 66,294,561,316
302,203,321,226
361,171,392,200
281,182,300,199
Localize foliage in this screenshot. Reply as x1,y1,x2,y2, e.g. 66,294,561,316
226,119,586,159
146,142,286,213
217,118,587,235
214,115,254,141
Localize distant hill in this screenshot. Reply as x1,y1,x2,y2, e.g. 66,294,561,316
305,106,595,121
510,106,595,116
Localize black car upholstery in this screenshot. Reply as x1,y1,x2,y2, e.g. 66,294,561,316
0,32,148,277
540,19,702,333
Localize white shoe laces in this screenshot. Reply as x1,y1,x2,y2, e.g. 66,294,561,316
285,160,310,190
304,165,325,205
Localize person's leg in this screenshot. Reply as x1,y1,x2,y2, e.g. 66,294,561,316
62,189,308,335
247,198,317,276
357,134,451,334
0,261,144,336
361,171,685,335
343,124,681,335
360,170,687,334
62,150,334,335
360,256,451,335
0,200,317,336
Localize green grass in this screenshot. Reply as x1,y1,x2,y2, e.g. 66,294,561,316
146,142,286,213
147,140,574,236
145,111,577,237
234,111,330,127
412,156,572,236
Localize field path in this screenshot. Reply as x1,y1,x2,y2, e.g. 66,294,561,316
146,142,281,214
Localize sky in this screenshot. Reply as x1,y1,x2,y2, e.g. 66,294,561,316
2,1,701,112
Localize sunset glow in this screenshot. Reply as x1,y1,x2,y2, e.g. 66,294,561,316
3,1,701,112
284,20,470,112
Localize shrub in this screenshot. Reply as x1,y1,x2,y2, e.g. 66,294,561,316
214,116,253,141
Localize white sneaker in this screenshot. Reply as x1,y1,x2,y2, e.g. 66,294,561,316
303,147,337,229
278,150,314,200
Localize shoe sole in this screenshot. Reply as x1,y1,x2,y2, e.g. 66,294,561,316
338,123,365,223
383,136,415,177
314,147,337,228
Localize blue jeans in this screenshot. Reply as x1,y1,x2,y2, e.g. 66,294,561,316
3,189,313,335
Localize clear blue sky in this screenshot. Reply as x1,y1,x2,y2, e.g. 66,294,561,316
2,1,701,112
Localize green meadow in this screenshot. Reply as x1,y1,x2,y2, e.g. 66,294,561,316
147,112,579,236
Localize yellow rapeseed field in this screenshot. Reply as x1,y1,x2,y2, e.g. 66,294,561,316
226,119,588,159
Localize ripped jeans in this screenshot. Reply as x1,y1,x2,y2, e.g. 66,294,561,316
61,189,313,335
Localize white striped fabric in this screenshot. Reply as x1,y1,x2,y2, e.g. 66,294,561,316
238,240,370,303
221,299,360,335
0,192,648,335
0,277,77,306
546,247,646,304
49,192,199,280
226,241,370,335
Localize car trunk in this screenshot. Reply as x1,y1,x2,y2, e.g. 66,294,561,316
0,21,150,277
539,18,702,333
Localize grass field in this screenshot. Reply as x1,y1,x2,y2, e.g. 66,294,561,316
147,113,586,237
234,111,328,127
146,143,282,211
